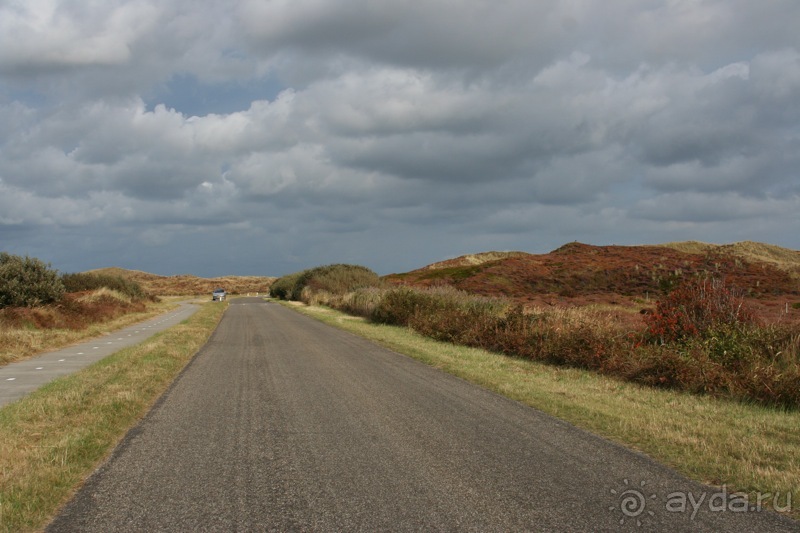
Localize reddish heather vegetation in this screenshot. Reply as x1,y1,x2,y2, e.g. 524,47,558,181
0,291,149,331
356,280,799,408
387,242,798,299
273,242,800,408
386,242,800,326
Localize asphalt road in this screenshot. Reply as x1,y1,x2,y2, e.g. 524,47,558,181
48,298,797,532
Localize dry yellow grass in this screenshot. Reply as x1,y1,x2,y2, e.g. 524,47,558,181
658,241,800,276
421,251,530,271
75,287,131,304
524,304,628,330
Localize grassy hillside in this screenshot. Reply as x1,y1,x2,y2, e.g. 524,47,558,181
88,268,275,296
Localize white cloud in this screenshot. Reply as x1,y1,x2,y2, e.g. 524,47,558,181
1,0,798,276
0,0,160,72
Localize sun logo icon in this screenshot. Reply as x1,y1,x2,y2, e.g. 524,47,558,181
609,479,657,527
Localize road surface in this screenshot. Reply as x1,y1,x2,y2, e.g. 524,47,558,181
48,298,797,531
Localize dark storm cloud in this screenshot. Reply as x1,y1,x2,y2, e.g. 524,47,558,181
238,0,564,72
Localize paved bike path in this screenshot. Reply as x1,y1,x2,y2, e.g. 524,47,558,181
0,301,200,407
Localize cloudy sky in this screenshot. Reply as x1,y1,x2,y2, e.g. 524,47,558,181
1,0,798,277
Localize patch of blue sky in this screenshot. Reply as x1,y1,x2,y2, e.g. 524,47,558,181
2,86,47,107
148,72,286,117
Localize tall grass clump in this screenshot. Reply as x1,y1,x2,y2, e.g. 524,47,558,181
337,287,388,318
371,285,510,346
294,264,381,301
0,253,64,308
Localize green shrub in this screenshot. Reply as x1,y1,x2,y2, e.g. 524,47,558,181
0,252,65,308
61,272,148,300
271,265,381,302
270,272,302,300
293,264,380,301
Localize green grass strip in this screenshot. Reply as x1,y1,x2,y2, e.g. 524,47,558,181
0,301,226,533
285,301,799,519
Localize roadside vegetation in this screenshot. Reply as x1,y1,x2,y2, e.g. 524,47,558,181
61,272,149,300
272,266,800,409
0,299,226,532
0,253,64,308
270,264,382,302
385,242,800,310
0,253,170,367
270,251,799,515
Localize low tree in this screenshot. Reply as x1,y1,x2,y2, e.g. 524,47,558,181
0,252,65,308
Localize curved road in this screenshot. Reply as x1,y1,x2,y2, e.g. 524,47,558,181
48,298,796,532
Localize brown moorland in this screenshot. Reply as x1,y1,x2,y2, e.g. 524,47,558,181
88,267,276,296
0,288,166,366
385,241,800,325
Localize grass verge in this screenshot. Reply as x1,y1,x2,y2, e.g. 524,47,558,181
282,300,799,520
0,300,226,532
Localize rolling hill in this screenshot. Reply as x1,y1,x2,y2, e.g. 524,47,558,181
385,241,799,304
88,267,275,296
